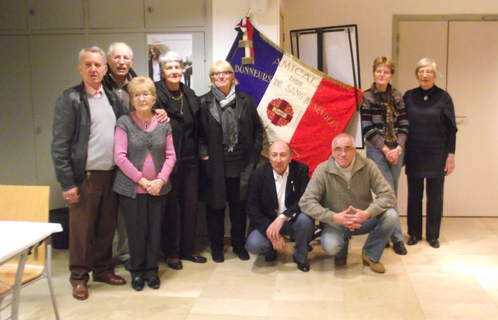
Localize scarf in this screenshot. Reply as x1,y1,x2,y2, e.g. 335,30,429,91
370,82,398,145
212,84,238,151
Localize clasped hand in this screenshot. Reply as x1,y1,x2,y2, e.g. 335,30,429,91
383,146,400,165
333,206,371,231
138,177,165,196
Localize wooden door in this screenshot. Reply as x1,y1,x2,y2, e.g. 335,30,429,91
445,21,498,216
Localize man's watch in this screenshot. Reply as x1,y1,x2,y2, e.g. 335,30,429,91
278,214,287,221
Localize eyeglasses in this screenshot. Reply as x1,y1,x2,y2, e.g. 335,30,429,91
132,92,153,99
211,71,233,78
333,147,354,154
112,55,131,63
417,70,434,76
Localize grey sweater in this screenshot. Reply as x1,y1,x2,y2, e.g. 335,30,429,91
299,153,395,224
113,114,173,198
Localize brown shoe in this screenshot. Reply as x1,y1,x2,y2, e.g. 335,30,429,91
73,283,88,300
334,256,347,267
361,252,385,274
94,272,126,285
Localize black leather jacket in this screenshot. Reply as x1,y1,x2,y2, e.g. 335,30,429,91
51,82,124,191
102,66,137,93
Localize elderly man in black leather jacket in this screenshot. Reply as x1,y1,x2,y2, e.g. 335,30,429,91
51,46,126,301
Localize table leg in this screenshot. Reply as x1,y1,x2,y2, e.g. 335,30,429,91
10,248,30,320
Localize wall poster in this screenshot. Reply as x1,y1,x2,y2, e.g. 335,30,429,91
147,34,193,88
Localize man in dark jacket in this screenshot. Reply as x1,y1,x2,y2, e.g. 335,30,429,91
102,42,136,269
103,42,137,112
246,140,314,272
51,46,126,301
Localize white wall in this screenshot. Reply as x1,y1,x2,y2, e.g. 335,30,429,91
212,0,281,62
283,0,498,90
282,0,498,217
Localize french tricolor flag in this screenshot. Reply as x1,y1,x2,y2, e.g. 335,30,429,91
227,18,361,174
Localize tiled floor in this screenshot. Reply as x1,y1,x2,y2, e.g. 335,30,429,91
3,217,498,320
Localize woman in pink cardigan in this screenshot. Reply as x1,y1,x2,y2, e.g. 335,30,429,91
113,76,176,291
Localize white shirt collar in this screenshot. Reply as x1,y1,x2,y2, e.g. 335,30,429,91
273,165,290,180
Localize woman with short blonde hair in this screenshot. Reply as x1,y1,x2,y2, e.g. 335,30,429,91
360,55,409,255
198,60,263,263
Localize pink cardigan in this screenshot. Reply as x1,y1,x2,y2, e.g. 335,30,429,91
114,112,176,194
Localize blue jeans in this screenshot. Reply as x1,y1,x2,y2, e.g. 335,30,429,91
246,213,314,263
367,147,404,243
321,208,397,263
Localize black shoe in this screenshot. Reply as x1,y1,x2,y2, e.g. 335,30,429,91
131,277,145,291
265,249,277,262
179,254,207,263
392,241,408,255
146,277,160,289
428,239,440,248
212,250,224,263
293,256,310,272
166,258,183,270
334,256,347,267
234,248,250,261
385,242,391,248
407,236,421,246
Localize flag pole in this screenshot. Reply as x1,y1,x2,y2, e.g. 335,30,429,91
347,27,360,111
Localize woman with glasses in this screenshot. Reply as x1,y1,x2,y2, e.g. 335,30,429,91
199,60,263,263
403,58,457,249
113,76,176,291
153,51,207,271
360,56,409,255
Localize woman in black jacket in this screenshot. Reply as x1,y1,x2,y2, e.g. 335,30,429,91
154,51,207,270
199,60,263,263
403,58,457,249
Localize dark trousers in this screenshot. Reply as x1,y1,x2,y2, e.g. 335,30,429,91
69,170,117,286
246,213,315,263
120,194,165,279
407,176,445,240
161,158,199,259
206,177,247,252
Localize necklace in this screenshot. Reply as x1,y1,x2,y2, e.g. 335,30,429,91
423,86,435,100
137,113,153,129
171,91,184,114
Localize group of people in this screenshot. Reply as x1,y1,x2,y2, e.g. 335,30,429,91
360,56,457,252
51,42,456,301
51,42,262,300
247,55,457,273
